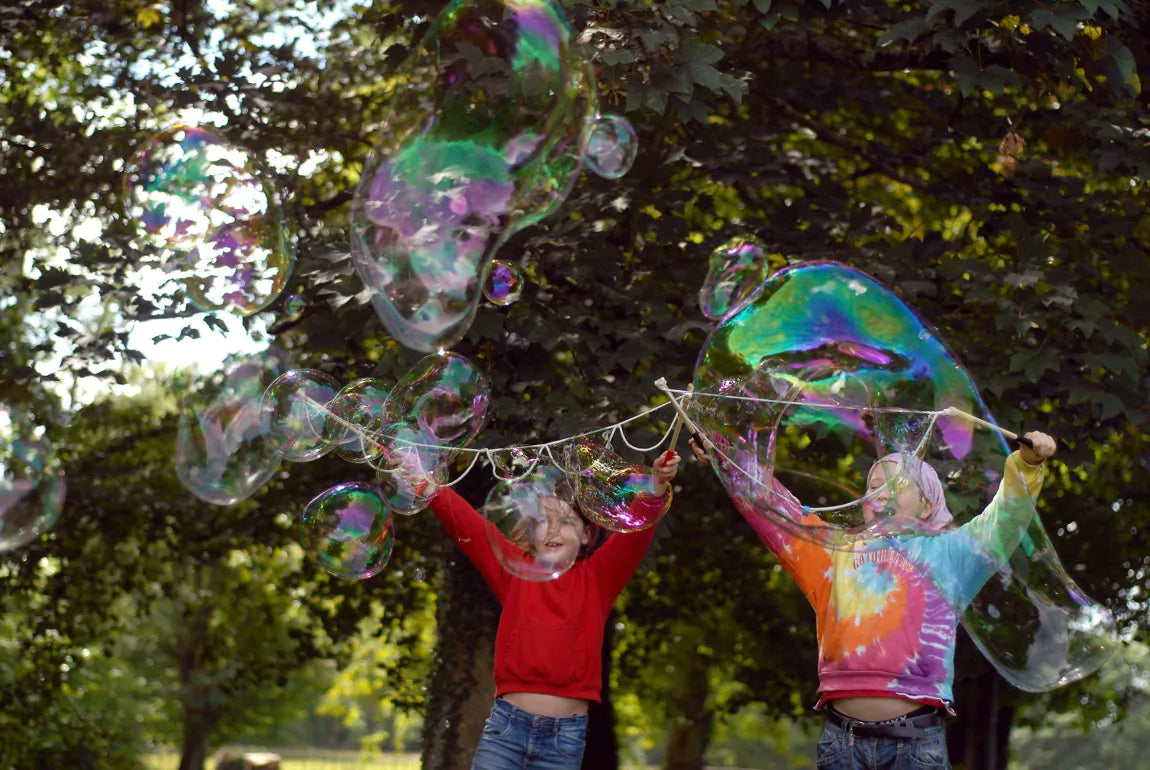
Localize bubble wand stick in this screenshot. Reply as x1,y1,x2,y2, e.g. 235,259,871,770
940,405,1034,448
654,378,704,451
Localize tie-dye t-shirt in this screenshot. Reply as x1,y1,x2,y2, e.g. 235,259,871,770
736,452,1045,708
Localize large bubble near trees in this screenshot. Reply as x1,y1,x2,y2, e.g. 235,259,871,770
376,352,491,514
563,436,671,533
123,123,295,316
350,0,596,352
698,235,771,320
690,260,1116,692
0,407,66,553
174,354,285,506
482,465,580,581
300,482,395,580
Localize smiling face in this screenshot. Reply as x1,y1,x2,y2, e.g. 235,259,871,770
864,461,933,526
529,496,591,566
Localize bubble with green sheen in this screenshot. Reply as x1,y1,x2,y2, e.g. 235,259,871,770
323,378,391,464
0,407,66,553
482,465,579,581
698,235,770,320
562,435,670,533
124,124,294,316
690,260,1117,692
284,295,304,315
301,482,395,580
260,369,340,463
349,0,596,352
583,113,638,180
483,259,524,306
375,352,490,514
174,354,285,506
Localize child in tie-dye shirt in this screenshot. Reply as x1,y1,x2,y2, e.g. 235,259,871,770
692,432,1057,770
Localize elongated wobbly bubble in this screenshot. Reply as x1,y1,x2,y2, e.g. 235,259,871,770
376,352,490,514
350,0,595,351
301,482,395,580
698,235,771,320
124,124,294,315
174,354,285,506
0,407,66,553
691,260,1116,692
482,465,580,580
563,436,671,533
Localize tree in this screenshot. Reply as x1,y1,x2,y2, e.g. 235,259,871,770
3,0,1149,768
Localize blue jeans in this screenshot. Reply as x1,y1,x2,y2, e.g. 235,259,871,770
816,716,950,769
471,698,589,770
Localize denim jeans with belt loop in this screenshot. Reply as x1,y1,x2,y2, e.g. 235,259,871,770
471,697,589,770
816,706,951,770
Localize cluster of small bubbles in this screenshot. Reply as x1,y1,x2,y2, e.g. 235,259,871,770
481,465,580,581
260,369,341,462
349,0,597,352
174,352,287,506
483,260,524,306
0,406,66,553
691,259,1118,692
123,123,294,316
583,113,638,180
698,235,770,320
300,482,395,580
563,435,670,533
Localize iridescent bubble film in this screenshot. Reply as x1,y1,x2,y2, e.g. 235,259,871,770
174,355,285,506
284,294,305,316
0,407,66,553
563,436,671,533
376,352,490,514
300,482,395,580
691,260,1116,692
481,465,580,581
483,259,524,306
260,369,340,463
324,378,391,464
349,0,595,352
124,124,294,316
583,113,638,180
698,235,770,321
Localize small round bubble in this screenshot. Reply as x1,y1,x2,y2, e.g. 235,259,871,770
584,114,638,180
481,466,582,581
300,482,395,580
483,260,524,306
260,369,341,462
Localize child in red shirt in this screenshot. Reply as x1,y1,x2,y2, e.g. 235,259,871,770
418,449,680,769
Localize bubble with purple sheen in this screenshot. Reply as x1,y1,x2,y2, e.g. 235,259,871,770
481,465,578,581
349,0,596,352
562,435,670,533
0,406,66,553
691,259,1117,693
583,113,638,180
301,482,395,580
483,259,524,306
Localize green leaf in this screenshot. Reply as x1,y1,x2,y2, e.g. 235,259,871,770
878,18,930,47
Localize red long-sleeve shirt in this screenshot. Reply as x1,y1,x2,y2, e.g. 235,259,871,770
430,487,657,703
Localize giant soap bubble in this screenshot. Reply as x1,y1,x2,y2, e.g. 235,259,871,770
350,0,596,352
690,260,1116,692
124,123,294,315
0,406,66,553
174,354,286,506
481,465,581,580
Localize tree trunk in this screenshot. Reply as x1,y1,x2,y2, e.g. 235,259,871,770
582,611,619,770
177,705,212,770
177,564,220,770
662,623,712,770
422,549,500,770
951,636,1014,770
